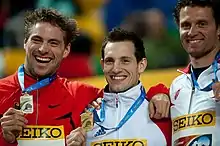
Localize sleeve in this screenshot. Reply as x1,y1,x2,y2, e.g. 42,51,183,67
146,83,170,100
152,118,172,146
69,82,103,127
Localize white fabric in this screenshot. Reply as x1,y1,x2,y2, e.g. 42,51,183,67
87,83,167,146
170,64,220,146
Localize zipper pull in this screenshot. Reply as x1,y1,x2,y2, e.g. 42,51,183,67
115,95,119,108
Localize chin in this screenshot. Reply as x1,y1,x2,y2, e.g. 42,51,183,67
34,70,52,78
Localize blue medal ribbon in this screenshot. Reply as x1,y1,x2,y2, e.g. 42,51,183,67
92,86,146,137
191,52,220,91
18,64,56,93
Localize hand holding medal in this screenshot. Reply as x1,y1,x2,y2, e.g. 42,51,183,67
80,109,94,132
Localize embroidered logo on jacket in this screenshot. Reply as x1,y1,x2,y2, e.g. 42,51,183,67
174,89,181,100
91,139,147,146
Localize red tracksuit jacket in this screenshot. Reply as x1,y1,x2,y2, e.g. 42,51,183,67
0,72,102,146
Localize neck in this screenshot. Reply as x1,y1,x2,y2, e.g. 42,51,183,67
23,63,55,80
190,48,219,68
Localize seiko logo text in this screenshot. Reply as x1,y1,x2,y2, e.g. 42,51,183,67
173,111,216,133
17,125,64,140
91,139,147,146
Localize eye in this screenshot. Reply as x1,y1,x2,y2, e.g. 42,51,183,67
104,58,114,65
181,22,191,30
50,41,59,47
198,21,207,28
31,37,42,44
122,59,130,64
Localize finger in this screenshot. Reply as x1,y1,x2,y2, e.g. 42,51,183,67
155,101,162,115
165,102,170,118
160,100,170,118
67,128,86,145
1,114,28,124
148,101,155,118
68,140,81,146
3,108,24,116
1,119,26,128
91,101,100,110
96,98,102,105
82,141,86,146
2,125,23,133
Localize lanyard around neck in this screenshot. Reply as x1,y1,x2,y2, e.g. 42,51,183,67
18,64,56,93
92,86,146,136
191,52,220,91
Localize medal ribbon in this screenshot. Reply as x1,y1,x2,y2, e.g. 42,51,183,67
18,64,56,93
191,52,220,91
92,86,146,135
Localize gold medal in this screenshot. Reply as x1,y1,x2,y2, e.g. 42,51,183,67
81,110,94,132
20,93,34,114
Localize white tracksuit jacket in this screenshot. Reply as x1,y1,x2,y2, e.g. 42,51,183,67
170,64,220,146
86,83,169,146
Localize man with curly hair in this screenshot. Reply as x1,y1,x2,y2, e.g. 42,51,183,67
0,8,103,146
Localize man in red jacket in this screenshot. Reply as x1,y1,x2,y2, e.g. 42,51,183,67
0,8,103,146
0,8,171,146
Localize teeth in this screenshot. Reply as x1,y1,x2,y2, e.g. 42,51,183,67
189,40,200,43
36,56,51,62
112,76,126,80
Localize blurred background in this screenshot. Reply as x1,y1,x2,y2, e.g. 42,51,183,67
0,0,189,88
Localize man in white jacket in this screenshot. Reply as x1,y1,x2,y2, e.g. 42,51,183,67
147,0,220,145
66,28,171,146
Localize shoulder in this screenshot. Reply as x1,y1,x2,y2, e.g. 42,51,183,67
57,77,102,96
0,72,19,91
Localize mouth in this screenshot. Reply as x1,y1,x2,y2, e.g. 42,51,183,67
187,39,204,44
35,56,52,63
110,75,127,81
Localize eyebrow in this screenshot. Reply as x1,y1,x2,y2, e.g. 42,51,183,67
31,35,61,43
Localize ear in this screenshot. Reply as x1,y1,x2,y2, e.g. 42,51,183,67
138,58,147,73
218,27,220,40
63,43,71,58
24,39,27,50
100,58,104,70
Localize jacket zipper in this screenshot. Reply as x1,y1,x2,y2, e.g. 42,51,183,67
115,94,119,108
188,86,195,114
36,78,39,125
115,94,120,138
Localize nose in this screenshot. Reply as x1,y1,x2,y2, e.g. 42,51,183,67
188,25,197,36
112,61,121,73
38,42,49,54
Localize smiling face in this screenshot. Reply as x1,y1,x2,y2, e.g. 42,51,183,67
179,6,220,59
24,22,70,78
101,41,147,93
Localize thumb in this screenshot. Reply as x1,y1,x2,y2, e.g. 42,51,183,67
82,141,86,146
148,101,155,118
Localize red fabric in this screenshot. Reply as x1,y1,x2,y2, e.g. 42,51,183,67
146,84,172,146
0,72,103,146
58,54,93,78
152,118,172,146
146,83,169,100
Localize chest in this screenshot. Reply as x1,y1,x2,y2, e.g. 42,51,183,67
170,76,216,119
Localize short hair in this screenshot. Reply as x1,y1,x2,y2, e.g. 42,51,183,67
24,8,78,45
173,0,220,26
101,28,146,63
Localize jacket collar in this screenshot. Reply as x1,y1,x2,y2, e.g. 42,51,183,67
103,82,143,107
